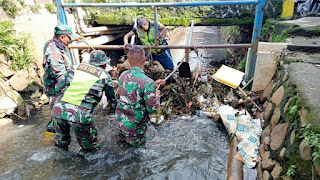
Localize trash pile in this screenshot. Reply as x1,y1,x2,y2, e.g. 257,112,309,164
113,57,263,168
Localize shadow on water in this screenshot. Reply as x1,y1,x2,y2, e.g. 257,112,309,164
0,106,229,179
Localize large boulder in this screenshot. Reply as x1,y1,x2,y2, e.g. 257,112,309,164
270,123,289,150
9,68,38,91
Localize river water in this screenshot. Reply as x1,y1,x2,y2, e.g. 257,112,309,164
0,27,230,180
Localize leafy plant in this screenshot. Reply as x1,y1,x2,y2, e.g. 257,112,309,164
30,4,41,14
300,124,320,165
45,3,57,14
237,56,246,72
1,0,20,18
286,165,296,177
0,20,33,70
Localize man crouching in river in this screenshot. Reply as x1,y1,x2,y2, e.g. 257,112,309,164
51,50,116,152
114,46,165,148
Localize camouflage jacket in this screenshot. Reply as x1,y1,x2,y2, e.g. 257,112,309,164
43,38,70,96
51,63,116,124
114,67,160,134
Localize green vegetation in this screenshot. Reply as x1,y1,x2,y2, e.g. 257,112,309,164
45,3,57,14
300,124,320,165
1,0,20,18
0,20,33,70
237,56,246,72
286,165,296,177
30,4,41,14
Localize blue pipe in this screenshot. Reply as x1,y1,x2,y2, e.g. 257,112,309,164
56,0,68,24
62,0,259,8
245,0,266,81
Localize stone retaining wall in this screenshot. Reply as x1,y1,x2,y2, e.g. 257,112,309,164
258,61,320,179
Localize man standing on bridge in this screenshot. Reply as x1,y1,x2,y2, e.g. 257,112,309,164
43,24,79,134
51,50,116,152
123,16,174,70
114,46,165,148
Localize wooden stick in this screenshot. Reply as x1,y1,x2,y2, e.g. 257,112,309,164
238,96,260,105
238,87,262,111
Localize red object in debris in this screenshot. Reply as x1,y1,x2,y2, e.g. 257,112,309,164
186,102,192,108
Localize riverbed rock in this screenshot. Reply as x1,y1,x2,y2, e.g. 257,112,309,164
0,79,10,97
261,125,271,141
299,140,312,161
290,130,295,145
271,85,284,107
264,103,273,122
271,163,282,180
270,123,289,150
262,151,276,171
261,80,274,102
0,118,13,127
270,107,281,129
263,170,270,180
299,107,308,127
0,54,15,77
0,90,22,115
17,105,26,117
9,69,37,91
40,94,49,104
280,147,286,161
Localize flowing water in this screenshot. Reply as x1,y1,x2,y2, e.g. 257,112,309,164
170,26,225,70
0,27,230,180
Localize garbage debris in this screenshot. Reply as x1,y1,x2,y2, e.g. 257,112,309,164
218,105,262,168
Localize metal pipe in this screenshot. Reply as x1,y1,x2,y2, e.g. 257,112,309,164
62,1,259,8
186,20,196,63
69,44,252,50
227,137,243,180
56,0,67,24
130,19,137,45
188,20,196,45
245,0,266,81
153,6,158,45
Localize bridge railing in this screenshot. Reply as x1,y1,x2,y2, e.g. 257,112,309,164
58,0,266,81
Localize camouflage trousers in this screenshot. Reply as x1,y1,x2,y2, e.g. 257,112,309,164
115,121,148,148
46,95,57,133
53,117,101,151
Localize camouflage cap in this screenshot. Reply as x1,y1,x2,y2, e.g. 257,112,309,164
89,50,111,66
54,24,78,41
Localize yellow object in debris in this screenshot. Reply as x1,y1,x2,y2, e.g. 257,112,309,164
281,0,294,18
44,131,55,138
213,65,245,88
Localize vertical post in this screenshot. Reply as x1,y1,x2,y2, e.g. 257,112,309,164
245,0,266,81
153,6,158,45
56,0,68,24
185,20,196,63
130,19,137,45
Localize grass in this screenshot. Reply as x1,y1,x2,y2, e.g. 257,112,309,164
45,3,57,14
1,0,20,18
0,20,33,70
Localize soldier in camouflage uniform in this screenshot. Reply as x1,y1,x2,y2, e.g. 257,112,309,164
43,24,79,133
114,46,165,148
51,50,116,152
